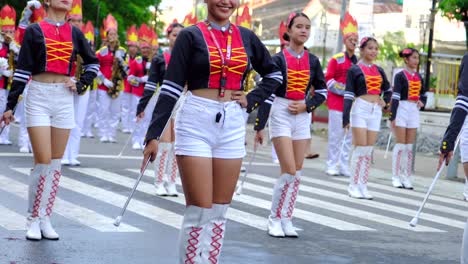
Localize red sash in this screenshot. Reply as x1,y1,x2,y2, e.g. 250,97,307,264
197,22,248,92
39,21,73,76
284,49,310,100
403,70,421,101
358,63,382,95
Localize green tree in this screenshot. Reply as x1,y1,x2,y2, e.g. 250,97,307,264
0,0,162,46
438,0,468,49
377,31,410,67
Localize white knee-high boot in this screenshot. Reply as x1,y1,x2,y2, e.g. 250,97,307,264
359,146,373,200
165,143,179,197
154,142,171,196
178,205,210,264
268,173,294,237
348,146,365,199
462,219,468,264
26,164,49,240
391,143,405,188
200,203,229,264
39,159,62,240
281,170,301,237
401,144,414,189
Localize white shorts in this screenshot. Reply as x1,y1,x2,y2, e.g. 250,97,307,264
269,97,311,140
460,118,468,163
174,92,246,159
25,80,75,129
350,98,382,132
395,101,420,128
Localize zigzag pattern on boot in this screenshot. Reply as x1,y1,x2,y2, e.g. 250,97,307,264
363,156,371,184
407,150,413,177
157,151,168,183
396,149,403,179
286,178,300,218
275,182,290,218
45,170,61,216
208,222,225,264
186,227,203,264
170,155,178,183
354,157,363,185
32,175,46,218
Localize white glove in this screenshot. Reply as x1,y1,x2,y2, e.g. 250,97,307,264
145,62,151,70
103,78,114,88
0,58,7,70
139,75,148,83
9,42,20,54
2,70,12,78
27,0,42,9
334,82,345,91
115,50,125,62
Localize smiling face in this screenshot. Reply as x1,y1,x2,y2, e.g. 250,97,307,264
360,40,379,63
204,0,240,25
288,16,311,46
344,35,358,54
69,17,83,28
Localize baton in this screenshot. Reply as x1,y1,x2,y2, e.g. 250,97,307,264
236,143,258,195
384,133,392,159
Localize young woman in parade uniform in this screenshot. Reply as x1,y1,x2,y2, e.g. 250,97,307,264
254,12,327,238
137,22,184,197
1,0,99,240
389,48,427,189
438,53,467,263
142,0,282,261
343,37,391,199
325,12,358,177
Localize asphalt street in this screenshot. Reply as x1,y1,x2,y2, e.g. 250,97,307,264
0,124,465,264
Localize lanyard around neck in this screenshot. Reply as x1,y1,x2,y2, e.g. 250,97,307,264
206,22,233,98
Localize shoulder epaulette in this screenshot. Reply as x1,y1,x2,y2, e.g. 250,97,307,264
333,52,345,64
98,46,109,56
135,56,143,64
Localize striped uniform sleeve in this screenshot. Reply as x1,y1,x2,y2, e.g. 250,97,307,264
305,54,327,113
254,94,275,131
441,53,468,153
378,66,392,107
244,30,282,113
390,72,404,121
137,55,165,116
73,27,99,94
145,29,192,143
343,66,357,128
6,25,36,112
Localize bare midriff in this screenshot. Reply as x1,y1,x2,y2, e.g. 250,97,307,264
359,94,381,104
32,72,70,83
191,88,240,102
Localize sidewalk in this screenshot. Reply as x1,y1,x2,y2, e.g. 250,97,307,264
245,123,466,201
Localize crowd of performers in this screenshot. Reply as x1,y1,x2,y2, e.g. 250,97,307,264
0,0,467,263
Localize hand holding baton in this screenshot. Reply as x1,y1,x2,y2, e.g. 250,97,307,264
409,136,460,227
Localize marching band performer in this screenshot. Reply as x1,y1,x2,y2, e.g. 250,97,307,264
389,48,427,189
254,12,327,238
343,37,391,199
14,1,44,153
0,5,17,145
62,0,90,166
81,21,97,138
96,14,126,143
120,25,139,134
127,23,152,150
325,12,358,177
438,52,467,264
142,0,282,261
137,22,184,196
1,0,99,240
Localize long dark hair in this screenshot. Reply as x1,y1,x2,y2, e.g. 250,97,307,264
166,23,184,36
399,47,419,58
283,12,310,42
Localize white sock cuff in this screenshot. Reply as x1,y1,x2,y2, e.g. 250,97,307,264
295,170,302,178
406,144,414,151
50,159,61,172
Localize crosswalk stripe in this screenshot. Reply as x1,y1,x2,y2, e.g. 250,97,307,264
12,168,181,230
239,180,444,232
0,204,28,230
302,159,468,208
2,172,141,233
247,173,462,230
72,168,268,231
299,175,467,218
127,169,374,231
